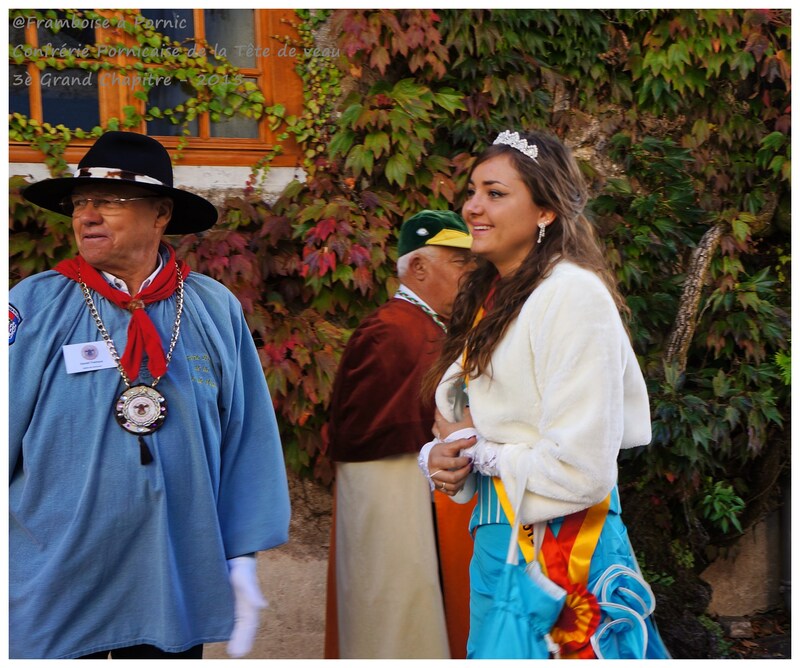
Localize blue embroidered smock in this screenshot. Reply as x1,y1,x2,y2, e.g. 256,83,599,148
9,250,290,659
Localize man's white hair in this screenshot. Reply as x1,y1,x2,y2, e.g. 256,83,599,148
396,245,440,278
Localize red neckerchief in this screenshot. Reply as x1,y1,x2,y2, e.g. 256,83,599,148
55,245,190,381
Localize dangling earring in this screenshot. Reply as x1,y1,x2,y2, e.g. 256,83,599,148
537,222,547,244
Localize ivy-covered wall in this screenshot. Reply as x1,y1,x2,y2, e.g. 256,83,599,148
9,9,790,657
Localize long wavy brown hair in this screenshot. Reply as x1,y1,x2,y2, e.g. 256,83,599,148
424,130,629,397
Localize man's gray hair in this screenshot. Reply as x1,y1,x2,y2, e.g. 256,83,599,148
396,245,440,278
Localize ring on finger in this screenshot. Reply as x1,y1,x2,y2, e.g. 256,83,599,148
439,481,446,491
430,469,442,480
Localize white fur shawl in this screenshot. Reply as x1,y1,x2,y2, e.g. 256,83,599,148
436,261,652,524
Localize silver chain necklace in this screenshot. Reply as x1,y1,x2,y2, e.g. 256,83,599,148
79,267,184,436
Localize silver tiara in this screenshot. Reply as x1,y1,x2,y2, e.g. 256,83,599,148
493,130,539,163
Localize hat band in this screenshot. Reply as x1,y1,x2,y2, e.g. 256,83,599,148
73,166,167,187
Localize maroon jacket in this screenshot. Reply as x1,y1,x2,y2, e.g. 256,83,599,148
326,298,444,462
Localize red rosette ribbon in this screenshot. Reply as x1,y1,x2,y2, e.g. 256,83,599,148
550,581,602,657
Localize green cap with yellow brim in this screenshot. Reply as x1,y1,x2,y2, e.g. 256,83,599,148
397,209,473,257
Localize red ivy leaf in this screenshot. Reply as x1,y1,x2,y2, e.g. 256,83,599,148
318,248,337,276
348,244,370,267
305,217,338,243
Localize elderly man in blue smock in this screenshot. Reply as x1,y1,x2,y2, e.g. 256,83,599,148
9,131,290,659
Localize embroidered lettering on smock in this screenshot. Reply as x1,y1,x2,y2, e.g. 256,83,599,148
187,353,218,388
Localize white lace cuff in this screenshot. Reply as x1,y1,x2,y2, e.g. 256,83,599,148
460,438,503,477
446,427,479,442
418,439,438,491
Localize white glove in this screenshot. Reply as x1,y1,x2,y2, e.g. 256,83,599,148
227,555,268,658
460,437,503,477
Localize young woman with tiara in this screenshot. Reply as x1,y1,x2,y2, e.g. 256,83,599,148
418,130,670,659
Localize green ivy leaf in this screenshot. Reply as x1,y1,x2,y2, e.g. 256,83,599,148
385,153,413,187
431,88,465,114
363,131,390,159
339,103,364,128
731,217,750,242
329,130,356,158
344,144,374,177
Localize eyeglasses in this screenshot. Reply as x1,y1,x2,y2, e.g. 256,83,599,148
60,195,158,215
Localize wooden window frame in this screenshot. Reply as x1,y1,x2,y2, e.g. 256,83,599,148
9,9,303,167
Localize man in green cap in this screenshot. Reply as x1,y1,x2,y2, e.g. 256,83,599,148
324,210,473,659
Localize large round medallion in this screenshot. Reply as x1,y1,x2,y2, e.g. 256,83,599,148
115,384,167,434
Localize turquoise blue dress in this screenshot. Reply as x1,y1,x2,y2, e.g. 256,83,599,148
467,475,670,659
9,247,290,658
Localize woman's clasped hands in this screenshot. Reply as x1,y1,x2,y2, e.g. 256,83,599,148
418,408,475,496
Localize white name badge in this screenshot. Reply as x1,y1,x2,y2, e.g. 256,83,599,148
62,341,117,374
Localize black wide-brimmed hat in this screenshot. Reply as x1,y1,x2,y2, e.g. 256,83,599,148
23,131,218,234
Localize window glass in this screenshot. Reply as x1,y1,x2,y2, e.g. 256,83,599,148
138,9,195,42
205,9,256,69
210,74,260,139
140,10,197,136
41,68,100,129
9,11,100,128
10,64,30,116
10,23,33,116
147,79,199,136
36,11,95,51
